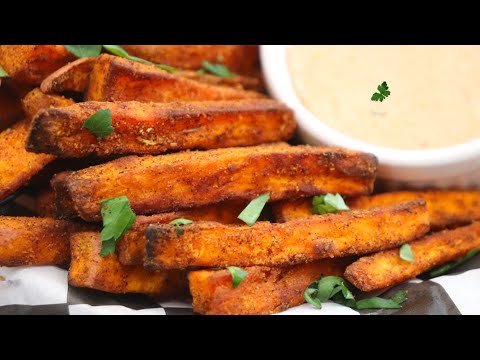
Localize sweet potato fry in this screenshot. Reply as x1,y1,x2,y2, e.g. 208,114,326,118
57,143,378,221
0,216,84,266
34,189,56,217
69,231,187,296
117,202,245,266
344,221,480,292
272,190,480,230
0,45,74,85
122,45,259,75
27,99,295,157
0,120,55,201
145,200,429,269
178,71,263,92
85,54,263,102
349,191,480,230
189,259,349,315
22,88,75,120
40,57,95,94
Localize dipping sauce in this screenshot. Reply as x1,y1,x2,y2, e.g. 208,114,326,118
287,45,480,149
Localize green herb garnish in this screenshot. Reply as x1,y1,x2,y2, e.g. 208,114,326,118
312,193,349,215
155,64,181,72
428,248,480,278
0,65,9,78
65,45,180,73
82,109,114,140
100,196,136,256
64,45,102,58
355,290,407,310
371,81,391,102
237,193,270,226
304,275,407,310
400,243,414,262
169,218,193,236
200,60,236,78
227,266,248,288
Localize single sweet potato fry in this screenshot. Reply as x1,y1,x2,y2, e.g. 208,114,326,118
189,259,349,315
85,54,263,102
117,202,245,266
69,231,187,296
122,45,259,75
27,99,295,157
0,120,55,201
0,216,85,266
344,221,480,292
57,143,378,221
0,45,74,85
145,200,430,269
22,88,75,120
272,190,480,230
40,57,95,94
349,191,480,230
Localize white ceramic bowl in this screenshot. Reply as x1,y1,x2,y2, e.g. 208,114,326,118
260,45,480,189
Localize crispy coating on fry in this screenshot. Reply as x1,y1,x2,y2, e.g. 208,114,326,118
58,143,378,222
86,54,263,102
50,171,77,219
189,259,349,315
0,45,74,85
349,191,480,230
34,189,56,217
271,198,314,222
0,120,55,200
145,200,429,269
178,71,263,92
122,45,259,75
22,88,75,120
40,57,95,94
272,190,480,230
27,99,295,157
117,202,245,266
0,86,23,131
344,221,480,292
69,231,187,296
0,216,84,266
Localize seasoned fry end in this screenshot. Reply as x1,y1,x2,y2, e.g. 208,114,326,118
0,45,74,85
0,216,81,267
344,221,480,292
117,202,245,266
40,57,95,94
0,119,55,201
69,231,187,296
22,88,75,121
145,200,430,270
189,259,349,315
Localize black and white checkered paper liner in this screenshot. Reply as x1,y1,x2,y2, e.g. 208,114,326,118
1,255,479,315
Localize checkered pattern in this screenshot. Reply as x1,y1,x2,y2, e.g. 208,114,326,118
1,255,479,315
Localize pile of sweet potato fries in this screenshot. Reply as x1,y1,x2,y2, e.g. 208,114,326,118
1,45,479,315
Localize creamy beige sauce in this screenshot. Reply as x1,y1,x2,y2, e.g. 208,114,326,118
287,45,480,149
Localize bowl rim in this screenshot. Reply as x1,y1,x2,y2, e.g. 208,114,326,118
260,45,480,175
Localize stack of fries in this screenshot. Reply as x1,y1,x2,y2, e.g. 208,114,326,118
1,45,480,315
